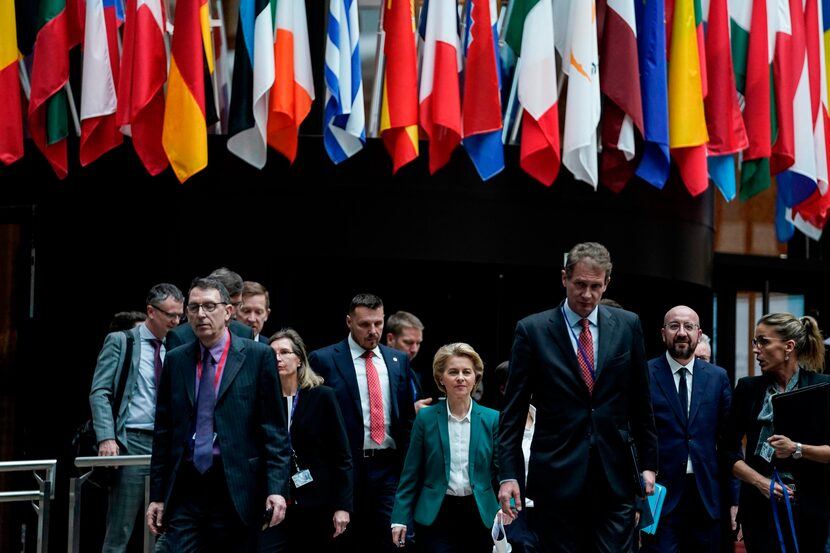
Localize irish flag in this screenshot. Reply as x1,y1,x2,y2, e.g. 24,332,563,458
29,0,70,179
267,0,314,164
0,0,22,165
419,0,461,174
504,0,560,186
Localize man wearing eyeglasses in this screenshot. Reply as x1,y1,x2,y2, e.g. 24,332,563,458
89,282,184,553
147,277,290,552
641,305,735,553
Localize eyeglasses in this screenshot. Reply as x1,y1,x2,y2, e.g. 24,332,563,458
186,302,227,314
274,349,296,358
752,337,782,348
151,304,185,322
664,322,700,333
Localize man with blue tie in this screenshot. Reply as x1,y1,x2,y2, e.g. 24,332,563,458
147,277,290,552
309,293,416,552
641,305,734,553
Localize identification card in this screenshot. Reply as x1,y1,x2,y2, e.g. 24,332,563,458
760,441,774,463
291,469,313,488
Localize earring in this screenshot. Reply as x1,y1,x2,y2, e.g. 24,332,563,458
785,353,790,361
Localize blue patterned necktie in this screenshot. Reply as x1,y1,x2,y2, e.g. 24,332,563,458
193,347,216,473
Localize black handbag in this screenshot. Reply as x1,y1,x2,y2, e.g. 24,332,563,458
72,330,135,487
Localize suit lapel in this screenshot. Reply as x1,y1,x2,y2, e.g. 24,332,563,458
468,402,481,481
334,341,362,418
547,304,587,393
654,355,686,426
595,306,616,381
688,360,708,426
381,346,403,423
437,402,450,483
217,336,245,402
184,341,201,406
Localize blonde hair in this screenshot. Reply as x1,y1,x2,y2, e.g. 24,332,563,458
758,313,825,372
433,343,484,392
269,328,324,388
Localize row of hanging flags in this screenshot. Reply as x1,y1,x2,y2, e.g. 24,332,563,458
2,0,830,240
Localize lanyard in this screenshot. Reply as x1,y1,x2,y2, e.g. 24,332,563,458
196,334,231,392
287,388,302,472
770,469,799,553
561,307,595,377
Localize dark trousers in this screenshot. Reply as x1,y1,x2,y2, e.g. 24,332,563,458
414,495,491,553
338,453,399,553
260,504,342,553
641,474,720,553
159,461,258,553
739,490,830,553
530,453,635,553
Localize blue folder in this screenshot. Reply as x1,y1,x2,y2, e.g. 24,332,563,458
640,482,666,535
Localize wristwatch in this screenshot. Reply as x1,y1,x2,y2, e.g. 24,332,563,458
792,442,803,459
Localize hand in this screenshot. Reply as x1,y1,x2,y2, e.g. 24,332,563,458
391,526,406,548
414,398,433,414
767,434,796,458
265,495,287,527
498,481,522,522
641,470,656,496
496,509,514,526
332,510,349,537
98,439,119,456
730,505,738,531
758,477,794,502
146,502,164,535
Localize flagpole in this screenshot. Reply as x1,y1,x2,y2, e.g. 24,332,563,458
208,0,226,134
503,58,519,144
18,60,31,101
64,82,82,137
367,0,387,138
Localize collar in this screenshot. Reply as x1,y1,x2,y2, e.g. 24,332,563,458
348,334,381,361
447,399,473,423
666,351,695,377
138,323,155,342
563,302,598,328
202,329,230,362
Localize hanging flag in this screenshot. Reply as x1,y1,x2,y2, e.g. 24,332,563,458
267,0,314,164
731,0,773,200
323,0,365,164
771,0,796,176
703,0,747,201
504,0,559,185
0,0,22,165
461,0,504,180
633,0,669,188
163,0,210,182
117,0,168,175
380,0,419,173
419,0,461,174
28,0,70,179
668,0,709,196
560,0,601,188
80,0,122,166
227,0,273,168
598,0,643,193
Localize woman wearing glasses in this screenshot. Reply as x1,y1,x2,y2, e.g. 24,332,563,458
723,313,830,552
260,328,352,553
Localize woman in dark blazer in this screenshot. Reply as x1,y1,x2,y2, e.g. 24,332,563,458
724,313,830,552
391,343,500,552
260,328,353,552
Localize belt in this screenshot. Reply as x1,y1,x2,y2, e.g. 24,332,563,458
126,428,154,435
362,448,396,458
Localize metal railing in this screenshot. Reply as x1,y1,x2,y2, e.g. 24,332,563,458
0,459,57,553
69,455,154,553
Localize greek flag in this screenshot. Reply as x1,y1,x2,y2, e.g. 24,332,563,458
324,0,365,164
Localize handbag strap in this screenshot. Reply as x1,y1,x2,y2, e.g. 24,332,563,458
111,330,135,430
770,469,799,553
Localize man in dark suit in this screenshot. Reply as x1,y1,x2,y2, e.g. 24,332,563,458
642,306,735,553
309,293,416,553
498,242,658,553
237,280,271,343
146,277,291,552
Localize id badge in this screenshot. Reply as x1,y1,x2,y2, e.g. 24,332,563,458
291,469,313,488
760,441,774,463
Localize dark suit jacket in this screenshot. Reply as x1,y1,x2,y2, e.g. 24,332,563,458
391,400,500,528
724,370,830,518
289,385,353,512
309,340,416,470
649,355,733,518
165,319,254,350
150,334,291,525
498,303,658,508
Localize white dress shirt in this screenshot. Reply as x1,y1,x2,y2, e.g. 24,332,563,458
446,401,473,497
348,334,395,450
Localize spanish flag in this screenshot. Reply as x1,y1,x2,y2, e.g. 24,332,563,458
0,0,22,165
380,0,419,173
162,0,212,183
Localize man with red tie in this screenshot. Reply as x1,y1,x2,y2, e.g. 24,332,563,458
309,293,416,553
498,242,658,553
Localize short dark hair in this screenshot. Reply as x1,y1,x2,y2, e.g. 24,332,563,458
564,242,612,280
241,280,270,308
146,283,185,306
188,277,231,304
349,293,383,313
386,311,424,336
208,267,244,297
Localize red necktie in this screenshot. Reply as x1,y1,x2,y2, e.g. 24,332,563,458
362,350,385,445
578,319,595,394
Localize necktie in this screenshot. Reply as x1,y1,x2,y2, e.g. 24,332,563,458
678,367,689,424
150,339,163,388
577,319,595,394
362,350,385,445
194,347,216,473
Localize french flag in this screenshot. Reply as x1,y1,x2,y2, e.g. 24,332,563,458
419,0,462,175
